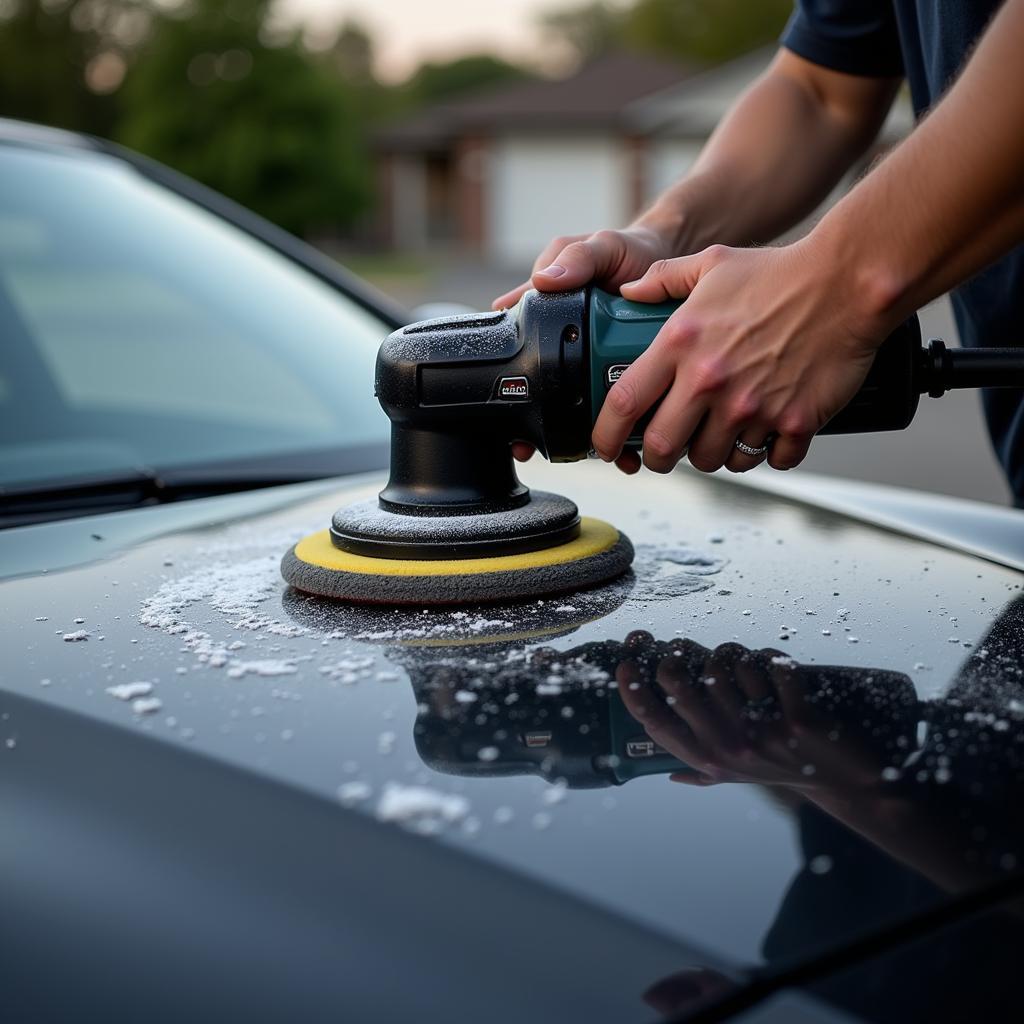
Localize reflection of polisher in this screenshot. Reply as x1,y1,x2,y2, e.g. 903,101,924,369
281,591,923,790
282,286,1024,605
280,578,631,650
411,644,687,788
409,635,918,789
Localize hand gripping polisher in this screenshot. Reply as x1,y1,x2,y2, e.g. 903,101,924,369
282,287,1024,604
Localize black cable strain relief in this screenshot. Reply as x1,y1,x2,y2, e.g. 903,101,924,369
925,338,949,398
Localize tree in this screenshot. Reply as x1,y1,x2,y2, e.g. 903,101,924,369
0,0,150,137
540,0,792,66
537,1,625,66
326,19,374,85
117,0,370,236
624,0,792,64
404,54,532,106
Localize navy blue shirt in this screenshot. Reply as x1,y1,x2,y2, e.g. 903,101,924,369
782,1,1024,504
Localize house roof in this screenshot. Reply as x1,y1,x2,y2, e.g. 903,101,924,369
624,48,774,137
376,51,697,151
376,46,914,153
625,46,913,140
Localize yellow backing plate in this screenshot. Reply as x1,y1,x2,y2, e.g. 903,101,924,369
292,516,619,578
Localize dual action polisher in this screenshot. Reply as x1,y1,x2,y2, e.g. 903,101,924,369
282,287,1024,605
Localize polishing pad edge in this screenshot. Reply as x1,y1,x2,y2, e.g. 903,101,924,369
281,518,634,605
291,516,620,577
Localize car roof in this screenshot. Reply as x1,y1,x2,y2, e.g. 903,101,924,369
0,116,103,151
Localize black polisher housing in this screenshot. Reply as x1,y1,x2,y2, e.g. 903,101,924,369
332,289,594,561
376,290,591,512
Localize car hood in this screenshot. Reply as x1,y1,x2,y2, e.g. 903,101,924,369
3,461,1024,1020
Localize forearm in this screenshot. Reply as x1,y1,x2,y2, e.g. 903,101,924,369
808,787,999,893
636,51,899,254
812,0,1024,330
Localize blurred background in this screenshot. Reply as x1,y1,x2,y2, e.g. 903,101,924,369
0,0,1009,503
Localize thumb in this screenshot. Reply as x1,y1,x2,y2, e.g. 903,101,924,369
670,771,717,786
532,232,629,292
620,249,715,302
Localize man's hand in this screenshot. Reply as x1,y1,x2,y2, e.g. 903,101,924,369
594,240,891,474
489,45,907,475
491,225,672,312
498,225,674,471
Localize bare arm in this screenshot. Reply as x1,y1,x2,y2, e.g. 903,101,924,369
593,0,1024,478
812,0,1024,322
638,49,901,254
493,50,899,310
807,788,1006,895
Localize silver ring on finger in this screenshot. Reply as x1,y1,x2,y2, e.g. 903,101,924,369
734,437,770,458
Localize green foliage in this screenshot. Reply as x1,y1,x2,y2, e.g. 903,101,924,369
324,20,375,85
116,0,370,235
625,0,792,63
0,0,793,239
542,0,792,66
538,1,626,65
403,54,532,106
0,0,145,136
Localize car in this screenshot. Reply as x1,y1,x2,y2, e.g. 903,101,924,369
3,118,1024,1024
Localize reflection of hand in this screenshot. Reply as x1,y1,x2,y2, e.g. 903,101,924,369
643,966,737,1016
617,641,889,791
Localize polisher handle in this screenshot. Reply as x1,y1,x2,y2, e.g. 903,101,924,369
587,289,925,439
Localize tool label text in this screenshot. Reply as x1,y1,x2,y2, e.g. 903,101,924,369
498,376,530,400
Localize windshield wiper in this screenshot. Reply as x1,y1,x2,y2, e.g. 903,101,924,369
0,442,390,529
0,468,318,529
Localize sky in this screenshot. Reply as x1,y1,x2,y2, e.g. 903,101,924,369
278,0,576,81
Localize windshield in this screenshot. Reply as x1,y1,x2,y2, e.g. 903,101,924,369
0,142,389,491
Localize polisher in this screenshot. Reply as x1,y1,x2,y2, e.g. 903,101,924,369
282,287,1024,605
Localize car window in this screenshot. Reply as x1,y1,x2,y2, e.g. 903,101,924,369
0,143,389,488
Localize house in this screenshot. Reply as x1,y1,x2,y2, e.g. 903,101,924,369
374,48,912,267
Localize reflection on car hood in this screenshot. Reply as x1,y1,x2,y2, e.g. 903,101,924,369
3,461,1023,1020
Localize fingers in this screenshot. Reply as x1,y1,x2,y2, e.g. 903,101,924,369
492,234,587,309
689,427,813,474
655,656,730,752
640,382,706,473
614,449,642,474
531,230,638,295
699,646,747,720
619,246,723,303
514,441,640,473
502,240,827,476
644,968,738,1014
617,662,704,764
492,282,531,311
767,429,814,471
686,407,769,474
617,663,671,731
767,655,807,723
592,351,676,463
670,771,716,785
723,430,772,474
530,234,584,278
731,650,775,704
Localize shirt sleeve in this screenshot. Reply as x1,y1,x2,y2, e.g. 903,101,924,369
781,0,905,78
